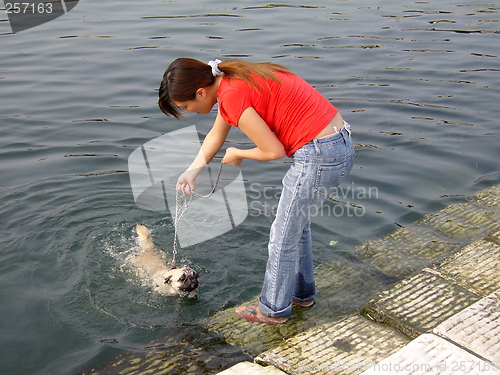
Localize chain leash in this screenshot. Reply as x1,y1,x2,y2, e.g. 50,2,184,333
171,162,224,267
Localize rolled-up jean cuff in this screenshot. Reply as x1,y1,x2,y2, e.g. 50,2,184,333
258,298,292,319
293,290,317,304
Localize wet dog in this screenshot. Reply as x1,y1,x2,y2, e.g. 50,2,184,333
132,224,199,298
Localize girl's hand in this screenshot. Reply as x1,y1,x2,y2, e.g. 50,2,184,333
176,170,197,194
222,147,243,166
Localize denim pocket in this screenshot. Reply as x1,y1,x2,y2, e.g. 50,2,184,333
313,162,347,197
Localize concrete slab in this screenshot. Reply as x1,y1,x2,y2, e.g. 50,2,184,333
425,202,499,240
486,230,500,246
361,270,481,339
468,184,500,208
217,362,287,375
78,325,252,375
360,334,499,374
204,258,390,356
433,239,500,296
356,185,500,279
434,289,500,365
256,314,409,375
355,224,462,278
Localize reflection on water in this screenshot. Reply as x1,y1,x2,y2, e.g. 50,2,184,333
0,0,499,374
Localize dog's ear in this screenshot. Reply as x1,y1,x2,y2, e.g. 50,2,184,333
164,275,172,285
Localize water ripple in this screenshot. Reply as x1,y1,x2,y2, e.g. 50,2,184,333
142,14,243,19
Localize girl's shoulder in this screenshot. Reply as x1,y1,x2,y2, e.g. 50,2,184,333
220,75,250,88
219,76,257,97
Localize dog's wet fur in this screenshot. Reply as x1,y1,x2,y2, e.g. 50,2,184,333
132,224,199,298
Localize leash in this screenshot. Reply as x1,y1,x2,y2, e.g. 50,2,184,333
171,162,224,267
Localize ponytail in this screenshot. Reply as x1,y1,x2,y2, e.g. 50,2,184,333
218,60,294,89
158,58,294,118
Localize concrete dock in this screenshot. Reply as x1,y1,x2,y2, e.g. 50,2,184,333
81,184,500,374
216,184,500,374
242,233,500,374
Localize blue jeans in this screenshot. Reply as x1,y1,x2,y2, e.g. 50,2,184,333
258,123,355,318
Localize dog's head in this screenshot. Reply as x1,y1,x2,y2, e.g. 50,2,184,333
164,267,199,294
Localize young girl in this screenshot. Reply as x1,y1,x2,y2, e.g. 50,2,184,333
158,58,354,324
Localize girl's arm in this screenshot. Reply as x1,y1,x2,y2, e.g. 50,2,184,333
177,111,231,193
222,107,285,165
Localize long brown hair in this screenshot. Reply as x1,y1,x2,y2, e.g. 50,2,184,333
158,58,293,118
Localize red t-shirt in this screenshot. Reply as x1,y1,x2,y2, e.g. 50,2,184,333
217,71,338,157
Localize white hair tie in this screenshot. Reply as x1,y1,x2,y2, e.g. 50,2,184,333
208,59,223,77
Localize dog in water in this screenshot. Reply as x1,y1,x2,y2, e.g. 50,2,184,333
132,224,199,298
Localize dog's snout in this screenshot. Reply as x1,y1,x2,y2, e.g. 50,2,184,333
181,275,199,292
189,276,199,287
